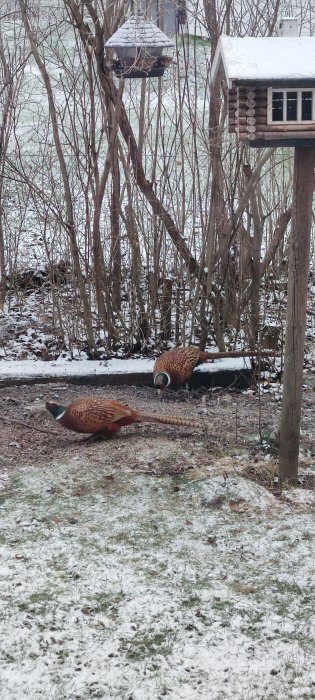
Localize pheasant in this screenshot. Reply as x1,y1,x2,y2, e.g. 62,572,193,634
153,345,277,390
46,396,201,438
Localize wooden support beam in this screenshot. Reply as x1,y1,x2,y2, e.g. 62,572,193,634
253,123,315,133
279,146,315,481
252,131,315,140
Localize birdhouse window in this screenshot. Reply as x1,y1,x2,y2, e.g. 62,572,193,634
268,88,315,124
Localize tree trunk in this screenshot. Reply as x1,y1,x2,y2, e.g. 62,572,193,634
202,0,226,342
244,163,263,347
110,140,122,312
160,277,172,341
20,0,96,352
0,30,15,311
279,147,315,481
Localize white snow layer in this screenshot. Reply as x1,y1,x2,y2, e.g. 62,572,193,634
211,35,315,86
0,356,254,381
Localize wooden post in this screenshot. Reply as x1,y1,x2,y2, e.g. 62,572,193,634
279,146,315,481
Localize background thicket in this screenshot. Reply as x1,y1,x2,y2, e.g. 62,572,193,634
0,0,314,359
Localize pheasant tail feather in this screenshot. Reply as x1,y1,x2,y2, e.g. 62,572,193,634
138,412,201,429
203,350,279,361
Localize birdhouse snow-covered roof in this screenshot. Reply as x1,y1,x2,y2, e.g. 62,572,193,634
105,14,174,51
211,35,315,88
104,14,174,79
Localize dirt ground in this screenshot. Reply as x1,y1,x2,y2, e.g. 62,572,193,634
1,375,314,481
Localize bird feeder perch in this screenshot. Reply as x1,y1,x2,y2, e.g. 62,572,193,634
104,14,174,79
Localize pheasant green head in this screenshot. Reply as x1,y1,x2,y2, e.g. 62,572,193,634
46,401,67,420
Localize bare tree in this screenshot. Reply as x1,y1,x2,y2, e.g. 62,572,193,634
19,0,97,351
0,0,305,360
0,13,27,310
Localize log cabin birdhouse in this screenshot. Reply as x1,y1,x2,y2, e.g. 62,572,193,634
210,18,315,147
211,18,315,480
105,13,174,79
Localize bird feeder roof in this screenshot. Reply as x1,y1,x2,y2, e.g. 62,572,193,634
211,35,315,88
105,14,174,50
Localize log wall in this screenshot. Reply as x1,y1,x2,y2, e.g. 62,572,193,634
228,85,315,145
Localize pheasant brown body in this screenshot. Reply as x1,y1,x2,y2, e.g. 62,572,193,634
46,396,201,438
153,345,276,389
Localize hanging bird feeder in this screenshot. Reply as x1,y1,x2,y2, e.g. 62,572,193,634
104,14,174,79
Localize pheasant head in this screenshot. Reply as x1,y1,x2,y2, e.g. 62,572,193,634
46,401,66,420
153,371,171,391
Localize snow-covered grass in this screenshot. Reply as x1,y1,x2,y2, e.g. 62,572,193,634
0,459,314,700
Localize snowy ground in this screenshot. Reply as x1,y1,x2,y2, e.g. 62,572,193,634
1,462,315,700
0,281,314,700
0,378,315,699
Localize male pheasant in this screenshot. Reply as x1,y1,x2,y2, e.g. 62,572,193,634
46,396,201,438
153,345,276,390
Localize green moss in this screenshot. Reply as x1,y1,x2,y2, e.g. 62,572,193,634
81,591,126,617
119,630,175,659
210,597,234,613
182,595,201,609
280,581,303,595
17,588,58,615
